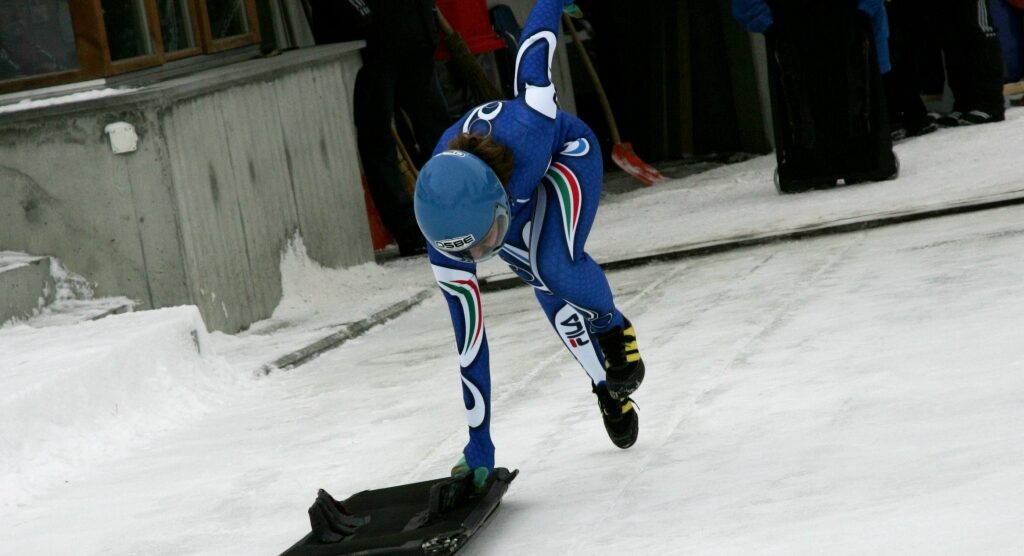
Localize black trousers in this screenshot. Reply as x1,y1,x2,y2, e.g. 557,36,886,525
764,0,897,192
905,0,1005,115
885,0,930,130
354,49,451,243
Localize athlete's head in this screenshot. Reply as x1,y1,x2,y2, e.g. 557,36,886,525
415,149,510,263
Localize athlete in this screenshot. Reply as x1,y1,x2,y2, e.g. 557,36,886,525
414,0,645,487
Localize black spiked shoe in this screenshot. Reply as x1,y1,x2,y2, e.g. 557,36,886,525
594,384,638,449
597,318,645,399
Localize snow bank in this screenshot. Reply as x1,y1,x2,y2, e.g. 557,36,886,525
0,306,240,508
275,234,432,321
208,234,435,371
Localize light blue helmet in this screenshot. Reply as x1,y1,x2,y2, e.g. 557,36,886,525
414,150,510,263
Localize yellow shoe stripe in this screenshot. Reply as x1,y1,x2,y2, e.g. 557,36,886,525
604,326,642,367
624,332,640,362
603,401,634,416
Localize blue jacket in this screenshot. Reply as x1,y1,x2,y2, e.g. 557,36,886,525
732,0,891,74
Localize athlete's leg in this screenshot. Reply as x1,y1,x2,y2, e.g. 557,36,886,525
498,114,643,396
496,116,642,447
532,288,638,448
528,120,624,335
536,116,645,398
533,289,607,386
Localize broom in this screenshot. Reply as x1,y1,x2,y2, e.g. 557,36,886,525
391,125,419,196
562,13,666,186
435,6,506,104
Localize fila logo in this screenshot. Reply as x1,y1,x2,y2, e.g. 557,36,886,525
559,313,590,348
554,304,605,385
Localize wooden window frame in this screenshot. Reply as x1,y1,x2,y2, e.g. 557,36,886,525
106,0,165,76
195,0,261,54
1,0,260,95
0,1,107,94
162,0,205,62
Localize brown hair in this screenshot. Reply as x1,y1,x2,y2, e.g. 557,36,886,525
447,133,515,187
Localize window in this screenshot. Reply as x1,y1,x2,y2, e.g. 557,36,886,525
102,0,156,61
0,0,260,94
0,1,81,82
158,0,197,53
207,0,250,40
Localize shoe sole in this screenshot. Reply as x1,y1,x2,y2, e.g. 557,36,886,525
609,413,639,449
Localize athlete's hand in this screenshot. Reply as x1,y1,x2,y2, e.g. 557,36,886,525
452,456,491,491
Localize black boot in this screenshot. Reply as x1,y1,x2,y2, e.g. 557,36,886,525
594,384,638,449
597,318,645,399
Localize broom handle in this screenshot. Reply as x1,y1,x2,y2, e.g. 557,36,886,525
562,13,622,144
391,125,419,179
436,5,455,36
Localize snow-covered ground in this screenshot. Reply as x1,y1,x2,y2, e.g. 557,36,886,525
492,109,1024,278
3,110,1024,554
5,203,1024,555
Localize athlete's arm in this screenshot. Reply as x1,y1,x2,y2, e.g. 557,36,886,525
428,247,496,471
514,0,575,118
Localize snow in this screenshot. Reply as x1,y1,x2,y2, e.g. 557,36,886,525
0,88,138,115
0,307,240,508
208,235,436,372
480,109,1024,282
3,109,1024,554
1,257,133,329
0,251,44,273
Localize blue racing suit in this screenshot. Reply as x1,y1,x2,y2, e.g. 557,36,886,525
427,0,624,472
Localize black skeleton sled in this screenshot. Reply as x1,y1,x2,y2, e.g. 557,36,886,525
764,0,899,193
281,468,518,555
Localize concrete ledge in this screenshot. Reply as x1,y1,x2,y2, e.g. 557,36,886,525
259,288,434,374
256,190,1024,373
0,43,365,126
481,190,1024,292
0,254,54,323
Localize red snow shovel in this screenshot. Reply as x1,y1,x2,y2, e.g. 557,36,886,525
562,13,666,186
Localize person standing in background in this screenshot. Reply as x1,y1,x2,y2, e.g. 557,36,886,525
904,0,1006,125
733,0,899,193
309,0,452,256
884,0,940,140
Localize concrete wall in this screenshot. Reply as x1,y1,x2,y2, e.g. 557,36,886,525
0,44,373,333
0,110,173,309
0,255,54,324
